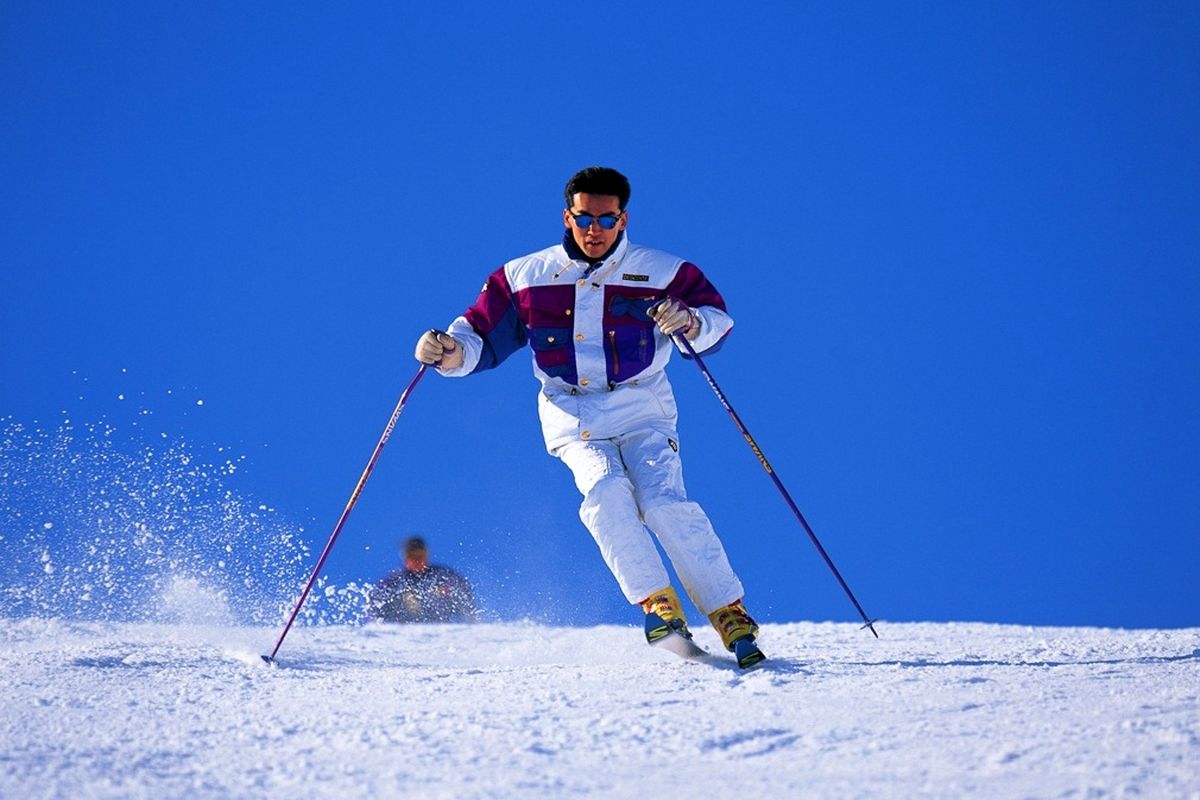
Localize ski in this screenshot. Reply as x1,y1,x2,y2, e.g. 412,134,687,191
733,636,767,669
646,613,710,661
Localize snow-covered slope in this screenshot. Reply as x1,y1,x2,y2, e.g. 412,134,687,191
3,619,1197,798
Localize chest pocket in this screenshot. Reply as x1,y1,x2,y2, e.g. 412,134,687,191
604,291,660,383
608,294,657,321
529,328,574,378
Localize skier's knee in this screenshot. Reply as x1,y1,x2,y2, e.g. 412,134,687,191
584,474,636,508
639,492,690,518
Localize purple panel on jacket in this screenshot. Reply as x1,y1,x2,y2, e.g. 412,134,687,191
603,285,661,383
665,261,727,311
514,283,578,383
515,283,576,327
462,266,530,372
666,261,732,358
464,267,519,336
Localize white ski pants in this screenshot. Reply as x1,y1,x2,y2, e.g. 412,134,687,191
554,428,744,615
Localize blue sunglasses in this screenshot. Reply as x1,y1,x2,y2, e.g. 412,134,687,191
570,212,622,230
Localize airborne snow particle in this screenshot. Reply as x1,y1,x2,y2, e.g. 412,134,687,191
196,400,204,406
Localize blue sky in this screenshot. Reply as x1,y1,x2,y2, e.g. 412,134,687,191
2,3,1197,630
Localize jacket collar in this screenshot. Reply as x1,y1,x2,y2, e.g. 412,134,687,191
562,230,627,275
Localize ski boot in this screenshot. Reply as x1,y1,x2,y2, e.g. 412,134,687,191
708,599,766,669
640,585,692,645
641,586,706,659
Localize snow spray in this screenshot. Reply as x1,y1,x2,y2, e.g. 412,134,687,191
0,413,370,625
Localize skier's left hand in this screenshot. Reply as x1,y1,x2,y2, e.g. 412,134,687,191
651,298,700,339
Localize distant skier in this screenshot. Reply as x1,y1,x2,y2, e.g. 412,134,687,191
413,166,763,667
367,537,477,624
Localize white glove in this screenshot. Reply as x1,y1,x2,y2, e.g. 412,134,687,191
650,298,700,339
414,330,464,369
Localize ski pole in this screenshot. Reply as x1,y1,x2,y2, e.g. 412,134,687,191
674,333,879,638
263,362,430,663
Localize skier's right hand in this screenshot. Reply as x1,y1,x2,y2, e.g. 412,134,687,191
415,330,464,369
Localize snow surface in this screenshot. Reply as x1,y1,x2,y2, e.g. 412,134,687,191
3,418,1198,796
3,618,1197,799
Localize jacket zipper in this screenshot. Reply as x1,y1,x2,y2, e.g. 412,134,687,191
608,330,620,376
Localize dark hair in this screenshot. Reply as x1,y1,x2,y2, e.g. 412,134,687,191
564,166,631,210
403,536,427,555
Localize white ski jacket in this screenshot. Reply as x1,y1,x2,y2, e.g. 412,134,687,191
437,235,733,452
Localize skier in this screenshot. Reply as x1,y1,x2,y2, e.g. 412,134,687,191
367,537,478,624
414,166,763,666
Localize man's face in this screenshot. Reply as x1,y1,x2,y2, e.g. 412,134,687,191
563,192,626,260
405,548,428,573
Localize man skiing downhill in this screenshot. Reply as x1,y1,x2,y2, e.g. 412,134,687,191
414,167,764,667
